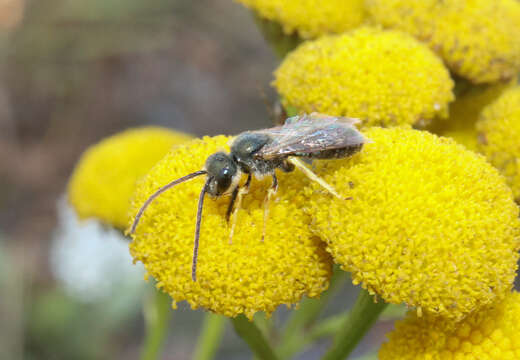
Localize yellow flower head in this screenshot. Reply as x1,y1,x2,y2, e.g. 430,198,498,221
379,291,520,360
273,27,454,128
68,127,192,230
235,0,366,39
366,0,520,84
477,86,520,202
128,136,332,319
431,81,514,152
304,127,520,321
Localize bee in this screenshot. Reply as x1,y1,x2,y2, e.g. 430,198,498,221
130,113,368,281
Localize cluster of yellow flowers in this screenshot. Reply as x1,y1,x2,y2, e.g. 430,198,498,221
264,0,520,201
366,0,520,84
67,0,520,358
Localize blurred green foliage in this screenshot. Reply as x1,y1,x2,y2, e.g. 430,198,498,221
8,0,181,61
26,285,145,360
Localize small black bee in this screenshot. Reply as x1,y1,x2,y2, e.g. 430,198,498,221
130,113,368,281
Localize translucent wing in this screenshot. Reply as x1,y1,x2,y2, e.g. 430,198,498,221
253,113,367,160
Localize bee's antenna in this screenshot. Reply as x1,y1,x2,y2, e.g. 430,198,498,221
129,170,207,235
192,176,212,282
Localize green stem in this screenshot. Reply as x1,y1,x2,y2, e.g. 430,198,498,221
253,312,273,339
278,268,347,358
231,315,280,360
251,12,302,59
140,290,172,360
304,303,405,345
193,313,226,360
306,313,349,343
284,104,299,117
322,289,388,360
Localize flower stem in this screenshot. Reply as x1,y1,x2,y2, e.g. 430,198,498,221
278,268,347,358
284,104,299,117
231,315,280,360
140,290,172,360
307,313,349,342
306,303,405,343
322,289,388,360
193,313,226,360
251,13,302,59
253,312,274,338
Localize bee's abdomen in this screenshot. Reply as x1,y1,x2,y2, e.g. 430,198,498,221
297,144,363,159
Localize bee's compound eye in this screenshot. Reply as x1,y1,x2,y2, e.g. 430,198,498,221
215,166,235,195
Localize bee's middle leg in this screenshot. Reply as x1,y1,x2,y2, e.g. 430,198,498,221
229,174,252,244
262,173,278,241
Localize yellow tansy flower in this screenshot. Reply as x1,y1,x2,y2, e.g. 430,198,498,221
235,0,366,39
304,127,520,321
68,127,192,230
431,81,514,152
379,291,520,360
366,0,520,84
128,136,332,319
477,86,520,202
273,27,454,128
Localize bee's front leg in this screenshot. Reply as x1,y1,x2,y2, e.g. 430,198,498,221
225,187,239,223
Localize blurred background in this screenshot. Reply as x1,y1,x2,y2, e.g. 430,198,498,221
0,0,279,359
0,1,518,359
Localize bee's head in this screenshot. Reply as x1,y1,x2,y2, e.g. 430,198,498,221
204,152,239,197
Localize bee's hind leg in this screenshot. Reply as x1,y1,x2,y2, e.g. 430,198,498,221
287,157,344,199
279,159,295,172
229,174,251,244
262,173,278,242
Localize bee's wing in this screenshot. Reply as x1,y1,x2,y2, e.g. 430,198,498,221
284,112,361,126
254,114,367,160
